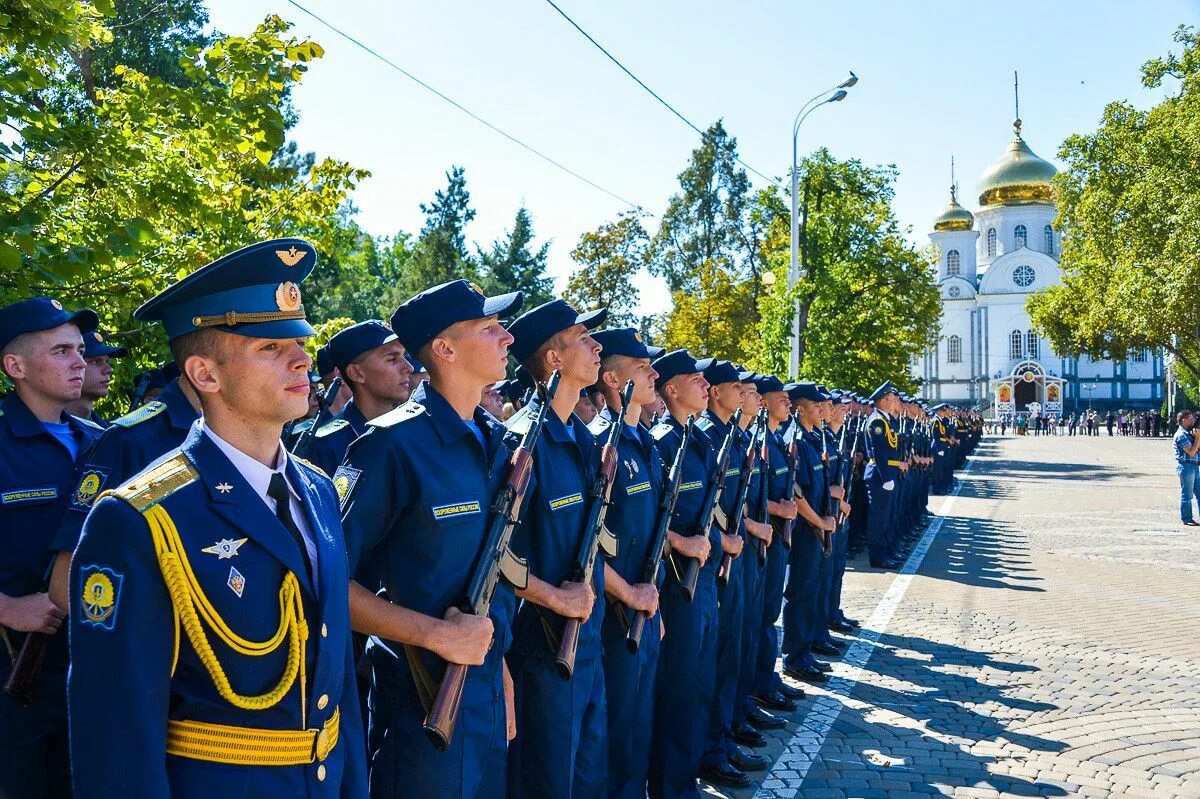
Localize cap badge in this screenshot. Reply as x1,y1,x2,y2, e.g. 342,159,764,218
93,332,103,342
634,331,643,343
276,245,308,267
51,299,63,310
468,281,485,296
276,281,302,312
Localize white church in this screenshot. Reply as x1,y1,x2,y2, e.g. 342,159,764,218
913,117,1165,417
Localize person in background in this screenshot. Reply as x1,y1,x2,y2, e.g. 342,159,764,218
65,330,129,427
1175,410,1200,527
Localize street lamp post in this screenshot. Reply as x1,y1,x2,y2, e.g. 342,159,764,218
1083,377,1099,411
789,72,857,378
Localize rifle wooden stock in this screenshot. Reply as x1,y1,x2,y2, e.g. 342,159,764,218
2,630,49,707
717,409,764,587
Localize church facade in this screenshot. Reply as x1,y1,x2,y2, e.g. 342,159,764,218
913,120,1165,416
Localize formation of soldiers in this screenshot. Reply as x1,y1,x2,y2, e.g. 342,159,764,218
0,238,979,799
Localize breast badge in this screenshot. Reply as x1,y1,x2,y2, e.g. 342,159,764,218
202,538,248,559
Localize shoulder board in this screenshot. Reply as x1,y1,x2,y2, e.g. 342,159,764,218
291,454,329,479
586,415,612,437
504,405,534,436
111,400,167,428
290,418,315,436
650,422,674,441
370,401,425,429
108,453,198,512
694,417,714,432
315,418,349,438
71,414,104,432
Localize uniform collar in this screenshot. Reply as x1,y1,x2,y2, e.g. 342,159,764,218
701,408,733,436
528,394,581,445
601,405,648,447
411,380,480,447
1,392,78,438
200,420,298,505
339,398,369,434
160,379,201,431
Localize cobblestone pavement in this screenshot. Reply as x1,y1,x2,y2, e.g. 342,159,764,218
703,433,1200,799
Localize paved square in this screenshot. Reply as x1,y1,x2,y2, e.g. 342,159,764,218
707,433,1200,799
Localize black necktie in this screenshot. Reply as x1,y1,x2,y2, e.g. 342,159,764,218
267,472,314,586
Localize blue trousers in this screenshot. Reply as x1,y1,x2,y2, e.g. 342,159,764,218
753,524,789,696
781,527,822,670
826,516,850,626
601,602,661,799
703,556,745,767
0,671,70,799
1179,463,1198,522
649,577,718,799
735,544,766,728
866,474,894,564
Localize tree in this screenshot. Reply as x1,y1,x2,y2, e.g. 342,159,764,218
1027,25,1200,392
395,165,478,298
478,206,553,307
663,259,757,361
565,212,647,327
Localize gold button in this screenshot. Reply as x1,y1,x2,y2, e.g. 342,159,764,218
321,623,328,638
317,764,326,782
317,694,329,710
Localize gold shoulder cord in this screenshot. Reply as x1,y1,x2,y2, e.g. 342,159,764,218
881,417,898,450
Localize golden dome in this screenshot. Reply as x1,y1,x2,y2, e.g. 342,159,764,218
977,119,1057,207
933,187,974,231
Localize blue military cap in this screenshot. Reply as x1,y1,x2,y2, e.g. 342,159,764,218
514,364,534,389
405,354,426,374
496,378,526,404
315,344,334,378
506,299,607,363
0,297,98,351
752,374,786,394
646,344,666,360
83,329,128,359
326,320,397,372
867,381,899,403
308,370,320,384
147,362,181,391
391,279,522,354
592,327,651,360
929,402,948,412
736,366,757,383
786,381,830,402
135,238,317,341
702,360,741,386
651,349,715,390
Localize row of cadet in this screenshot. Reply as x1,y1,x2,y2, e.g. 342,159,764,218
0,237,979,799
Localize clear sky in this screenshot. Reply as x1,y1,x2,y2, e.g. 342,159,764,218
206,0,1198,314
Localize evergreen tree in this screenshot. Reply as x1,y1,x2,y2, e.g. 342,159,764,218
565,212,647,329
478,206,554,307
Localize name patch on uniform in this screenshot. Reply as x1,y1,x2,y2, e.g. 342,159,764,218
70,468,110,511
548,492,584,511
774,467,789,475
432,500,482,520
725,468,740,478
625,480,652,496
678,480,703,493
813,463,824,471
331,465,362,509
1,487,57,505
79,565,124,632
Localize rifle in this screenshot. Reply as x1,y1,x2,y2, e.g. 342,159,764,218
2,553,58,706
290,376,342,458
626,415,694,653
670,409,740,602
554,380,633,680
777,413,803,550
838,413,864,525
717,408,766,586
422,371,559,751
818,421,834,557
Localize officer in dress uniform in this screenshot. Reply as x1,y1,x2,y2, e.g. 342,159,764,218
0,297,103,799
863,382,906,569
65,330,129,427
302,320,413,476
503,300,609,799
67,239,367,798
584,328,663,799
334,280,520,799
645,349,718,799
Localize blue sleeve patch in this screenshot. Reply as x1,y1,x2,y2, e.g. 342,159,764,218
332,465,362,510
78,564,124,632
70,467,111,511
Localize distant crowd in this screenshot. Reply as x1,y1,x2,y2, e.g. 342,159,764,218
988,409,1172,438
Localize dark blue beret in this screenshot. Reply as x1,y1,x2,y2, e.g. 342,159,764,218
0,297,98,352
83,329,128,359
651,349,714,390
702,360,741,387
507,299,606,363
752,374,785,394
867,381,899,403
136,238,317,341
326,320,397,372
391,279,522,355
593,327,651,360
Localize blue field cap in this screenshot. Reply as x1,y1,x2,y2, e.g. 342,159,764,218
507,299,607,363
593,327,651,360
83,330,129,359
702,360,741,387
929,402,948,412
405,354,426,374
651,349,715,390
867,381,899,403
645,344,666,360
735,365,757,383
786,381,830,402
391,279,523,355
326,320,397,372
752,374,785,394
135,238,318,341
0,297,99,352
315,344,334,378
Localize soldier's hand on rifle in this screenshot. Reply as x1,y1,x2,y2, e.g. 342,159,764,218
721,531,744,557
838,499,852,517
821,516,838,533
554,581,595,622
436,607,494,666
898,461,910,473
0,592,64,635
627,583,659,616
745,518,772,543
829,484,845,500
668,531,711,565
771,498,798,520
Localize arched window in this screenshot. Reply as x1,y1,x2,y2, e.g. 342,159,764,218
947,335,962,363
987,228,997,257
1026,331,1040,359
1010,330,1023,360
946,249,960,276
1014,224,1027,249
1044,225,1054,255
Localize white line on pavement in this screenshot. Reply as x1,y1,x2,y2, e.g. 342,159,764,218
753,460,976,799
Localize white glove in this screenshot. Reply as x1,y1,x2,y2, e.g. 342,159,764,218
882,480,895,491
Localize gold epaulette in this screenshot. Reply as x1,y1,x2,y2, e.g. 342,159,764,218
112,400,167,428
291,454,328,479
107,453,198,512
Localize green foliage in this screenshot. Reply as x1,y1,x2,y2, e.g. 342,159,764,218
393,165,478,298
565,212,648,327
478,206,554,308
664,259,758,361
1027,25,1200,391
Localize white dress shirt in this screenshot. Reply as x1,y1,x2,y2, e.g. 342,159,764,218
202,421,319,589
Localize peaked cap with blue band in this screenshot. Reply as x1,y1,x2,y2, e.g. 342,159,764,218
867,381,899,403
592,327,651,360
135,238,317,341
506,299,607,363
391,279,523,354
326,320,397,372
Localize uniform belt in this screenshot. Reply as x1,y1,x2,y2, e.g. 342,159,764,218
166,707,339,766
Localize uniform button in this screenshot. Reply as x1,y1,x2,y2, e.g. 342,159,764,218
317,764,326,782
317,694,329,710
321,623,328,638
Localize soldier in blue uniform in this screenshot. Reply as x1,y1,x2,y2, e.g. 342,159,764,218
823,391,858,634
335,280,520,799
863,382,906,569
0,296,103,799
65,329,129,427
68,239,366,798
586,328,664,799
645,349,718,799
502,299,609,799
302,320,413,476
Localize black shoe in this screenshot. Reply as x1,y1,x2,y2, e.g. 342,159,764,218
841,615,861,628
732,723,766,747
777,682,806,700
783,665,828,684
811,660,833,673
812,641,842,657
754,690,797,712
1185,519,1200,527
747,705,786,729
730,748,770,773
700,761,750,789
828,620,856,633
869,559,898,569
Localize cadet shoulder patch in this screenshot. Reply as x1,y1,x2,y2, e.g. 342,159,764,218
112,400,167,428
695,417,714,432
331,465,362,508
78,564,124,632
70,467,111,511
315,418,349,438
586,415,611,437
291,454,328,479
649,423,673,441
111,453,198,512
504,405,534,436
370,401,425,429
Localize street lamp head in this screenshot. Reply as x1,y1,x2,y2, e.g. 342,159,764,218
838,71,858,89
828,89,848,103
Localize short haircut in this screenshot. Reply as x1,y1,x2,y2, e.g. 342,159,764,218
0,332,34,379
169,329,228,408
522,329,572,382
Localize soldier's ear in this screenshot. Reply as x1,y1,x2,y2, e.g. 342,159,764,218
182,353,220,400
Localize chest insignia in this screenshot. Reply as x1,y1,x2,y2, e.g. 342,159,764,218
216,482,233,494
227,566,246,598
678,480,703,493
626,480,652,496
549,492,584,511
432,500,482,520
202,538,249,559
